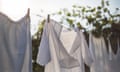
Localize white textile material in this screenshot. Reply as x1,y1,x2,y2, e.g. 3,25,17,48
0,13,32,72
106,38,120,72
37,20,93,72
89,34,108,72
68,29,93,72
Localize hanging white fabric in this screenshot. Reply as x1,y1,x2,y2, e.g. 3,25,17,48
108,38,115,60
89,34,108,72
106,37,120,72
37,19,63,65
68,29,93,72
37,19,93,72
0,12,32,72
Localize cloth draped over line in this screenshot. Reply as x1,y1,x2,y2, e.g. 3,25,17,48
37,17,120,72
89,33,120,72
37,19,93,72
0,12,32,72
89,34,108,72
105,37,120,72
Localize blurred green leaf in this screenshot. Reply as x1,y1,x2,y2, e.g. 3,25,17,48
101,0,105,7
58,11,62,15
91,8,96,12
78,6,82,8
97,6,102,10
66,18,73,25
104,8,108,12
116,14,120,17
72,5,77,8
116,8,119,10
106,1,109,6
96,11,101,15
86,15,95,23
82,7,85,12
77,22,82,29
67,12,71,16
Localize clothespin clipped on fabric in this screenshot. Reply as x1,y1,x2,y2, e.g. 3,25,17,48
47,14,50,23
27,8,30,18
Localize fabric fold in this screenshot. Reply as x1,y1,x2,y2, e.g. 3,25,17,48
37,19,93,72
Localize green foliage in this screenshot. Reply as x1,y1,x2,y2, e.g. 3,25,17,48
32,20,45,72
97,6,102,10
58,11,62,15
66,18,74,26
101,0,105,7
106,1,109,6
52,0,120,37
67,12,71,16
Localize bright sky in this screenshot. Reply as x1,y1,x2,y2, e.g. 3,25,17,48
0,0,120,35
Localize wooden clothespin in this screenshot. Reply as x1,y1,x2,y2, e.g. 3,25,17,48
27,8,30,17
47,14,50,23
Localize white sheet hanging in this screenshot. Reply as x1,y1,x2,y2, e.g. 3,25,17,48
89,34,109,72
37,19,93,72
106,38,120,72
68,29,93,72
0,12,32,72
37,20,63,65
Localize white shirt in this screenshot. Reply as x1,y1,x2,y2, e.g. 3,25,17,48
37,20,93,72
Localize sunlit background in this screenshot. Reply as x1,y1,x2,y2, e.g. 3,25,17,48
0,0,120,35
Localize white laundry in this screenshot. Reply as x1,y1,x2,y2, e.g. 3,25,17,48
106,38,120,72
89,34,109,72
0,12,32,72
37,20,63,65
68,29,93,72
37,19,93,72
